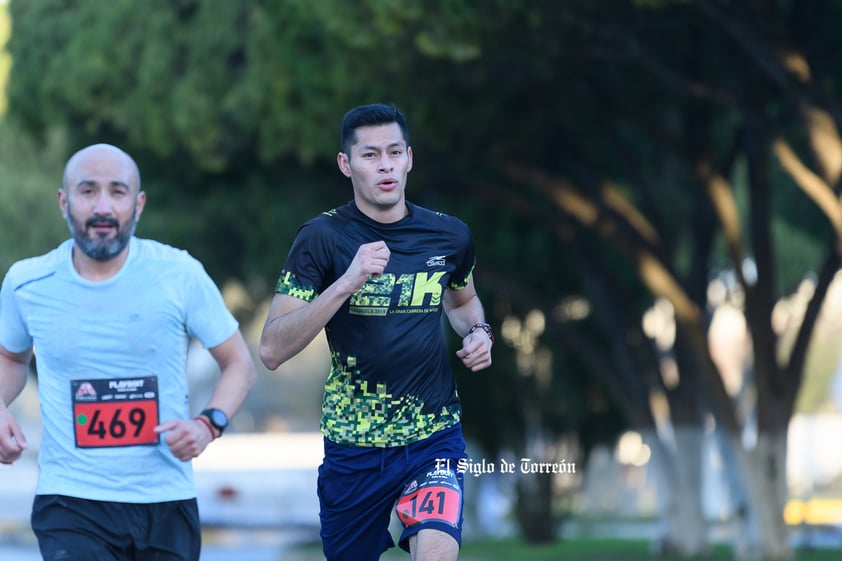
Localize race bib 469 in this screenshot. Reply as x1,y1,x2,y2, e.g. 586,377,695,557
71,376,160,448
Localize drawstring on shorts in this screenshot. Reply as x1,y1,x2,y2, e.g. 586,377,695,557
378,443,412,474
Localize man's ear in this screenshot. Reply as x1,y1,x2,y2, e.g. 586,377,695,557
57,188,68,219
135,190,147,220
337,152,352,178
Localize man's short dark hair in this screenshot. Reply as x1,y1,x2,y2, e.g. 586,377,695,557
341,103,409,156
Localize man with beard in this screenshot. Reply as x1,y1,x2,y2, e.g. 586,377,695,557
0,143,257,561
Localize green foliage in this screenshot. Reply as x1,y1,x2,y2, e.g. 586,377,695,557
0,120,69,275
0,1,9,115
6,0,488,172
136,164,345,293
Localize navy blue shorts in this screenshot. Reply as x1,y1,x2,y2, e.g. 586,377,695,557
317,424,467,561
31,494,201,561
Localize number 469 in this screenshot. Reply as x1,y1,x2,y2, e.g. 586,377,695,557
87,407,146,439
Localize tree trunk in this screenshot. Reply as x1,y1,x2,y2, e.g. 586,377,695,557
513,423,562,543
514,471,558,544
646,426,710,557
714,428,758,560
749,432,791,560
725,430,792,561
673,426,709,555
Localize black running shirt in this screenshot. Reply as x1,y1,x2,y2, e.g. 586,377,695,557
275,200,476,447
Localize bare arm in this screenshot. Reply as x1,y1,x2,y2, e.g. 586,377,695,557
204,329,258,418
259,240,390,370
444,276,493,372
155,330,257,461
0,344,32,464
258,289,347,371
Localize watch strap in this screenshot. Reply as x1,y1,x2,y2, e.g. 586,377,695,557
200,408,228,435
194,415,217,439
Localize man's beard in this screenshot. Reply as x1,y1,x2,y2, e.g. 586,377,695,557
67,206,138,262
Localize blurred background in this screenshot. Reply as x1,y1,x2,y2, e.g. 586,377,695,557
2,1,842,560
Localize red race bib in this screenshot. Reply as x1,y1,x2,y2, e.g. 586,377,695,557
397,463,462,528
71,376,160,448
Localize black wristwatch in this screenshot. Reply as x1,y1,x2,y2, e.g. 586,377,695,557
200,408,229,436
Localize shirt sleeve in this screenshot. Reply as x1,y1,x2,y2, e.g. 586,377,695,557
182,257,238,350
0,265,34,353
275,222,335,303
448,221,477,291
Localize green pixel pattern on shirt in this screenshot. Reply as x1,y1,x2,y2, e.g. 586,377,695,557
321,351,461,447
448,262,475,291
275,271,317,302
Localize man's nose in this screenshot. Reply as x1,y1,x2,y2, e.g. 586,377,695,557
378,153,394,172
93,192,114,214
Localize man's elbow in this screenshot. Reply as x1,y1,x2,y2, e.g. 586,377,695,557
258,343,284,371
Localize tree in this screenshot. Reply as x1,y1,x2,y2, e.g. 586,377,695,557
475,2,840,557
0,0,10,115
376,1,840,556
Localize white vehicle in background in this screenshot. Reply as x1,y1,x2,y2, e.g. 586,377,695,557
193,431,322,532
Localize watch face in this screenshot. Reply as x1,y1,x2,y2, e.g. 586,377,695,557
206,409,228,429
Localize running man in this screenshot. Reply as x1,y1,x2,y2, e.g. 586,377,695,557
0,143,257,561
259,103,493,561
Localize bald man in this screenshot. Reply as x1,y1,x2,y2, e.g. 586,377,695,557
0,144,256,561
